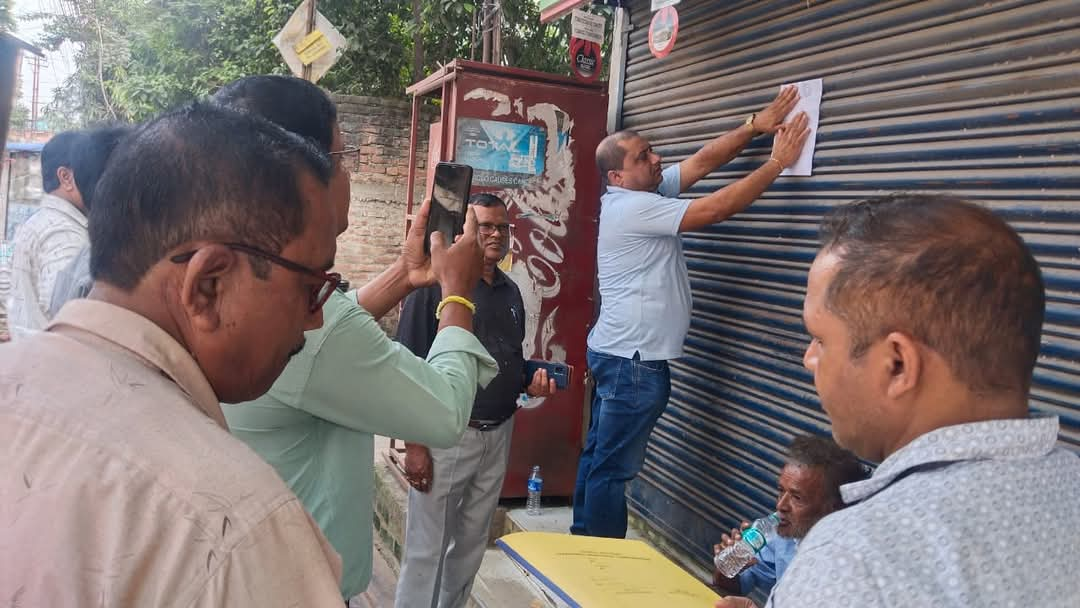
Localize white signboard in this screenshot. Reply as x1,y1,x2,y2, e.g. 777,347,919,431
651,0,681,11
781,78,823,177
571,9,606,45
273,0,347,83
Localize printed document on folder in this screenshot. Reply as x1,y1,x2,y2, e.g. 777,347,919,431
496,532,720,608
781,77,822,177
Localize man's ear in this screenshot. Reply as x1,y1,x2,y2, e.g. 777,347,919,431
179,245,238,334
57,166,78,192
607,169,621,187
882,331,922,400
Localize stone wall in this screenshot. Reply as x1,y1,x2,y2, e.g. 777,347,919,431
331,94,437,334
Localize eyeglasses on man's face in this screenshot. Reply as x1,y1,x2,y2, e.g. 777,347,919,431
478,222,511,236
330,146,361,169
170,242,341,313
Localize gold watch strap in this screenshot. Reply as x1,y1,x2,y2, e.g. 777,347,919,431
745,113,758,133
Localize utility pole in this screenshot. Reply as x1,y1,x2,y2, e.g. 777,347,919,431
480,0,502,65
30,55,41,137
481,0,492,64
302,0,318,81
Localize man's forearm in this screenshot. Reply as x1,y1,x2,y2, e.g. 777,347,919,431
680,123,756,191
355,259,414,320
679,161,782,232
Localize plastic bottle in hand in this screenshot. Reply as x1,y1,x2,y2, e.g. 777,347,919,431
713,512,781,577
526,465,543,515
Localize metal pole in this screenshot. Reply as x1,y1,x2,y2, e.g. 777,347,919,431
30,56,40,137
302,0,318,82
606,7,631,134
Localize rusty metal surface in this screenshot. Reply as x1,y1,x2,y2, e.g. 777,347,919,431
618,0,1080,574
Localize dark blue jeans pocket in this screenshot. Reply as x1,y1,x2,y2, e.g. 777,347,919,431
587,348,623,400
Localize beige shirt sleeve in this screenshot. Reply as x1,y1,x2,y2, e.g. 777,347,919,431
190,500,344,607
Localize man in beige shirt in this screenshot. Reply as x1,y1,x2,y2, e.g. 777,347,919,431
0,103,397,606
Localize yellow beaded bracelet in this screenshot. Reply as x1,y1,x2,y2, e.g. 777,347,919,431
435,295,477,319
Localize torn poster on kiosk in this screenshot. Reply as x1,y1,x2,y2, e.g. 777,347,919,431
780,77,823,177
456,118,547,187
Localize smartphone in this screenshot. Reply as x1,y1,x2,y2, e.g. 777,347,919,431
524,360,573,390
424,162,473,255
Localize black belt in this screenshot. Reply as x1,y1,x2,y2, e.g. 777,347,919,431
468,416,512,431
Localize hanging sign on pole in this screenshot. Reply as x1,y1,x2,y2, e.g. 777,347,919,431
569,9,604,82
274,0,347,83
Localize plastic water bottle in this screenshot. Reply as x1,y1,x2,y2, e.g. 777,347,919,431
526,465,543,515
713,512,780,577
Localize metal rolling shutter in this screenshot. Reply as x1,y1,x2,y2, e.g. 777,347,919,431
618,0,1080,571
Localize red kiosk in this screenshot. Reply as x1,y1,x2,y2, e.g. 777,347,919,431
392,60,607,498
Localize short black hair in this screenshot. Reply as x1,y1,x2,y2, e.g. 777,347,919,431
40,130,86,193
785,434,869,507
89,102,332,289
820,193,1045,394
596,130,641,191
68,125,130,209
211,75,337,152
468,192,507,208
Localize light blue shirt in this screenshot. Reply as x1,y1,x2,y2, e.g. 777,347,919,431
587,164,692,361
739,534,798,597
766,417,1080,607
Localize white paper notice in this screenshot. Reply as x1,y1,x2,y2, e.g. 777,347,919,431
780,78,823,177
571,9,606,44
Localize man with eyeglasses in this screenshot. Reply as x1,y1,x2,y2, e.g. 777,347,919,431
0,104,349,605
212,75,498,603
394,193,558,608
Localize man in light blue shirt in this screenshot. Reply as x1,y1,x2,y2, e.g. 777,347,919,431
716,194,1080,608
573,88,810,538
712,435,868,599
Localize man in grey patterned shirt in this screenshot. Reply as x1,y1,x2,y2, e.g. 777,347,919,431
718,194,1080,608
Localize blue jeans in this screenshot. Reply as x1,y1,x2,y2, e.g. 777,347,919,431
571,348,671,538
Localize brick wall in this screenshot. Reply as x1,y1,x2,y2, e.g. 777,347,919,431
331,94,437,334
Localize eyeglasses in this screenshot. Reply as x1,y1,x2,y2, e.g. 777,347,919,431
326,145,360,168
170,242,341,313
329,145,361,158
478,222,511,236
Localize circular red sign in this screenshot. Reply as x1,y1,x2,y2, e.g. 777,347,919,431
648,6,680,59
569,37,602,82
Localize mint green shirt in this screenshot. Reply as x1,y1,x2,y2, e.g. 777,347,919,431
222,289,497,598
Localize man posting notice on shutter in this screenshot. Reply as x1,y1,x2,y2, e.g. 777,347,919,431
573,88,810,538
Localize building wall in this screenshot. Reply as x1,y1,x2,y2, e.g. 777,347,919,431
331,94,436,334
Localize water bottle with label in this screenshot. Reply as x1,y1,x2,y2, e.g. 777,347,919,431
526,465,543,515
713,512,780,577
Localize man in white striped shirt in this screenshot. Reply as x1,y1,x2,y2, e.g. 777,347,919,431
7,127,125,337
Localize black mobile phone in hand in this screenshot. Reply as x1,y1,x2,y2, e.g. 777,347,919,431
424,162,473,255
525,360,573,391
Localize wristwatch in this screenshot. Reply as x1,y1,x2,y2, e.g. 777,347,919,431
745,113,760,135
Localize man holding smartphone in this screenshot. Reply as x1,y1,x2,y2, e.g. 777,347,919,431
574,88,812,539
214,76,497,603
395,193,557,608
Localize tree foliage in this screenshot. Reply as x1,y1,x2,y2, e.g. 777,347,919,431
26,0,606,127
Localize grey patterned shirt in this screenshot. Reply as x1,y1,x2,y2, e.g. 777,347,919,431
766,416,1080,607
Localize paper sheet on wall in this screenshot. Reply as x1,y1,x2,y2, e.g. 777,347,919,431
497,532,720,608
780,78,823,177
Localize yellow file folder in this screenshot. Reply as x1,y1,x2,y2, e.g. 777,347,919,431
496,531,721,607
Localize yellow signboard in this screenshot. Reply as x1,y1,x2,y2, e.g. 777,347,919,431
294,29,331,66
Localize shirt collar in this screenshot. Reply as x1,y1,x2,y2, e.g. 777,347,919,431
841,416,1060,504
46,299,226,428
40,192,89,227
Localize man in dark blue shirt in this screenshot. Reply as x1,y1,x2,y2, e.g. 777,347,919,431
394,193,556,608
